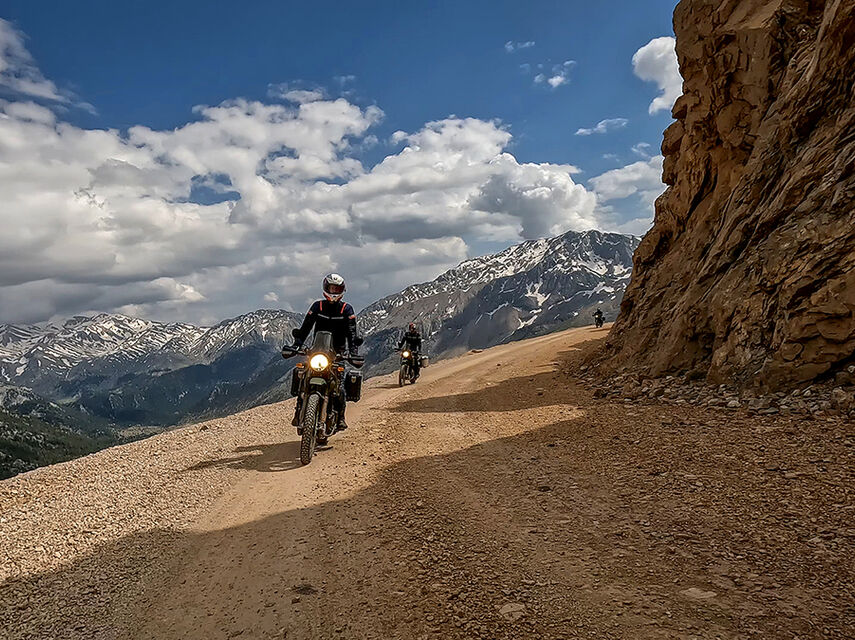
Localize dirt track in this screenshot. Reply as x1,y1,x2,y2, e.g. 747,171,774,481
1,327,853,639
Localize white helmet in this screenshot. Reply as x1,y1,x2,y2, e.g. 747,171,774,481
322,273,346,302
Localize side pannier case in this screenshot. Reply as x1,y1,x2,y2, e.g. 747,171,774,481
345,370,363,402
290,364,305,396
420,355,430,368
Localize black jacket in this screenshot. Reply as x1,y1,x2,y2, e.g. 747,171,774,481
293,300,360,353
398,330,422,352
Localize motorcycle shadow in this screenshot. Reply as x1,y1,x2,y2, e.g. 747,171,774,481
376,382,405,389
183,440,303,474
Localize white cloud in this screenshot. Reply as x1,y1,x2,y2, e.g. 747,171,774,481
632,36,682,115
0,28,612,324
267,82,328,103
532,60,574,90
575,118,629,136
282,89,326,103
504,40,535,53
631,142,654,158
589,155,664,201
263,292,279,302
587,156,665,236
0,19,90,109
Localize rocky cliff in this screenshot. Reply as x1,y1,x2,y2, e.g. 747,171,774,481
605,0,855,388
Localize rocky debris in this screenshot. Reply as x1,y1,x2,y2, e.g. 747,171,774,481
603,0,855,389
579,366,855,420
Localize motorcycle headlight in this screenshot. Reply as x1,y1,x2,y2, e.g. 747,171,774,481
310,354,330,371
402,351,410,358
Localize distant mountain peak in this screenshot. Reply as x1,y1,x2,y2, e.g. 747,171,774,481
359,228,639,338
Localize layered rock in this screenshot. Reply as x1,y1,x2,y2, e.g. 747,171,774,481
605,0,855,388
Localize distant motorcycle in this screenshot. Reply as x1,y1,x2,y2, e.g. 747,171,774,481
282,330,364,465
398,350,419,387
594,314,605,328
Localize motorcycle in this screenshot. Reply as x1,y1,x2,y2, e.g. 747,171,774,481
282,330,364,465
594,314,604,328
398,349,419,387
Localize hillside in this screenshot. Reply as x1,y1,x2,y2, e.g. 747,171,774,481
604,0,855,388
0,386,115,479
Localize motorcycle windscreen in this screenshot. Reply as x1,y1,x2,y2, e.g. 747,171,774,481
312,330,335,353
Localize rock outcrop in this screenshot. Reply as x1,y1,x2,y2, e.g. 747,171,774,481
605,0,855,388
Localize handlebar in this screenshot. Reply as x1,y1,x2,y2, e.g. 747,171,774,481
281,344,364,369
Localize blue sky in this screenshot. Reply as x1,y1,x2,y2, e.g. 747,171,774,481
0,1,681,323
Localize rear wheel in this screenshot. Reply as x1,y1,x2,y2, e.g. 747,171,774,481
300,393,321,465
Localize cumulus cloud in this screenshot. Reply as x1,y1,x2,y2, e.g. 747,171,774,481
575,118,629,136
0,27,612,324
589,155,664,201
632,36,682,115
587,155,665,236
504,40,535,53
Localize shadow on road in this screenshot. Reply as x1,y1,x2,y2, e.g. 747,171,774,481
390,348,581,414
183,441,303,474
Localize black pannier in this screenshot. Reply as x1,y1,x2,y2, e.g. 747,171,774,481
290,366,304,397
345,370,363,402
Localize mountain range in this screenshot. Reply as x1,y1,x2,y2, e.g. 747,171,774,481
0,229,638,475
359,229,638,372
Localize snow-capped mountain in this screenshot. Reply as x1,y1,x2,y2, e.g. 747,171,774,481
0,310,302,427
0,310,301,387
359,230,639,370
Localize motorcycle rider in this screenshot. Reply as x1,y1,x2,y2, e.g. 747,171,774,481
397,322,423,380
593,308,605,327
289,273,361,430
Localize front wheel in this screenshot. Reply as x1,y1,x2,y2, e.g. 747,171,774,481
399,364,407,387
300,393,322,465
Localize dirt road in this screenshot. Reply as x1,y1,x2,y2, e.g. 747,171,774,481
1,327,853,639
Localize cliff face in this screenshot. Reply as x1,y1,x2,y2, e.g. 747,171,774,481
606,0,855,388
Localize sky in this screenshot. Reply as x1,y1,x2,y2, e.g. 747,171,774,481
0,0,681,325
